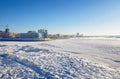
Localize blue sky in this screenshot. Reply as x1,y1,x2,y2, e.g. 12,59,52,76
0,0,120,35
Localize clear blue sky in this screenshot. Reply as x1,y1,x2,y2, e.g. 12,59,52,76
0,0,120,35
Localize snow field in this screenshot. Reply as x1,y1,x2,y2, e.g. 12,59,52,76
0,38,120,79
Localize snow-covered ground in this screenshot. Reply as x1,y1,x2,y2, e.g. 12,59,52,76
0,38,120,79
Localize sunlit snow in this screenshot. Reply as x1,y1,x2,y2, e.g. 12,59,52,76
0,38,120,79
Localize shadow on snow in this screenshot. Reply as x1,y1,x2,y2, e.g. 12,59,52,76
0,54,54,79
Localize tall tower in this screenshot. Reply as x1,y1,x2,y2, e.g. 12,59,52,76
3,25,10,38
5,25,10,33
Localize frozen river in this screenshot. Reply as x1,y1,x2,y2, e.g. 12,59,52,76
0,38,120,79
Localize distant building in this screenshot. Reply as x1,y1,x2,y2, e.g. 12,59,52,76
0,27,49,39
48,34,60,39
44,30,48,38
0,30,3,38
76,33,83,37
1,28,16,38
76,32,79,37
5,28,10,33
16,31,39,38
38,29,48,38
3,28,10,38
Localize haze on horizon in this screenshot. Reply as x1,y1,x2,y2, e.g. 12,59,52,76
0,0,120,35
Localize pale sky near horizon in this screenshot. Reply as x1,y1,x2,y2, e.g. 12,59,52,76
0,0,120,35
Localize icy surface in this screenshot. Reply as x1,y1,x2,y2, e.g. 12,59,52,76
0,38,120,79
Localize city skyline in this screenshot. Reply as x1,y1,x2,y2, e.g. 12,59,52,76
0,0,120,35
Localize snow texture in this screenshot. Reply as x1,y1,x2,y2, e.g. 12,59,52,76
0,38,120,79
